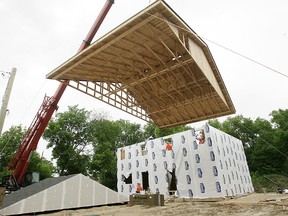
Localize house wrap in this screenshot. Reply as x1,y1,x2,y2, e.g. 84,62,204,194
117,124,254,198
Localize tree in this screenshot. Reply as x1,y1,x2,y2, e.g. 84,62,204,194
91,141,117,190
209,113,287,175
115,119,144,147
26,152,54,180
143,122,191,138
270,109,288,130
0,125,54,183
43,105,93,176
270,109,288,175
90,119,145,190
0,126,24,180
89,119,120,189
209,115,256,146
43,106,146,189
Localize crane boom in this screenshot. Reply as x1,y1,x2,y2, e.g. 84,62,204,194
3,0,115,191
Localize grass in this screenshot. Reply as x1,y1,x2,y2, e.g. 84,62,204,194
251,173,288,193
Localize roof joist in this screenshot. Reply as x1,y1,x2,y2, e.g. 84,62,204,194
47,0,235,128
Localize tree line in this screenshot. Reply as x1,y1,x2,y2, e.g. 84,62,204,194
0,105,287,190
209,109,288,176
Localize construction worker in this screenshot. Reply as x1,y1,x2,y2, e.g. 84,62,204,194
136,183,143,193
198,129,205,144
166,142,173,151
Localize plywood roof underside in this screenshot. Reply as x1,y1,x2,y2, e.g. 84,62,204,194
47,0,235,129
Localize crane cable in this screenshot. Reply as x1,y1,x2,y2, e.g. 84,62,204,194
0,79,48,156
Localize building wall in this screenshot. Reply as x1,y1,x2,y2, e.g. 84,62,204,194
117,124,254,198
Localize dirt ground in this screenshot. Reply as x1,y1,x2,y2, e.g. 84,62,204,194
40,193,288,216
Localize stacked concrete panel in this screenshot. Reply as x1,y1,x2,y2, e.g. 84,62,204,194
0,174,128,215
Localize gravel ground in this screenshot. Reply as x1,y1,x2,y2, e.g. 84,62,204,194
39,193,288,216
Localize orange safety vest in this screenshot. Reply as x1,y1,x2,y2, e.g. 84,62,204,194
137,185,143,192
166,143,172,150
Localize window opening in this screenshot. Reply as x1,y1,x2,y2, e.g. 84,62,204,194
142,171,149,190
168,168,177,195
122,173,132,184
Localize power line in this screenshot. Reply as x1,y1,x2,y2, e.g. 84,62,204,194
0,70,11,79
202,37,288,79
0,78,48,155
144,12,288,160
146,12,288,79
238,122,288,173
0,70,10,74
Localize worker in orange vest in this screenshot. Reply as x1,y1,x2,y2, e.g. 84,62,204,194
136,183,143,193
166,143,173,151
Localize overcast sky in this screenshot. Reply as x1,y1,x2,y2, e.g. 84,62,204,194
1,0,288,159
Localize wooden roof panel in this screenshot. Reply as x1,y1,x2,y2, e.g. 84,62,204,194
46,0,235,128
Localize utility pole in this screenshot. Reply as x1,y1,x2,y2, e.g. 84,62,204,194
0,67,16,135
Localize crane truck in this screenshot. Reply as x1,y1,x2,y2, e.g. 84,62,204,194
0,0,115,195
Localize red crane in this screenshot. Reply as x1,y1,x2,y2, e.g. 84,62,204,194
2,0,114,192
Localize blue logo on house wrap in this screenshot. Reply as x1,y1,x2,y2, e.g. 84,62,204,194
216,181,221,192
200,183,205,193
195,154,200,163
183,148,187,157
163,161,168,170
162,149,166,157
129,185,132,192
152,152,156,159
136,160,139,167
188,189,193,198
191,128,196,136
154,176,158,184
181,135,185,143
213,166,218,176
210,151,215,161
193,140,198,150
208,137,212,146
186,175,191,184
153,163,157,172
136,171,139,179
185,161,189,170
205,124,210,133
197,168,203,178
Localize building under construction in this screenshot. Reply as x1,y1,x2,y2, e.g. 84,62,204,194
0,0,242,215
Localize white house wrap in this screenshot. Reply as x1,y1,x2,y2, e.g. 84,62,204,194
117,124,254,199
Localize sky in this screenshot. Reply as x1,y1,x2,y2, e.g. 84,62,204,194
0,0,288,160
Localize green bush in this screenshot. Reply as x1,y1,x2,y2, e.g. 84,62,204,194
251,172,288,193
